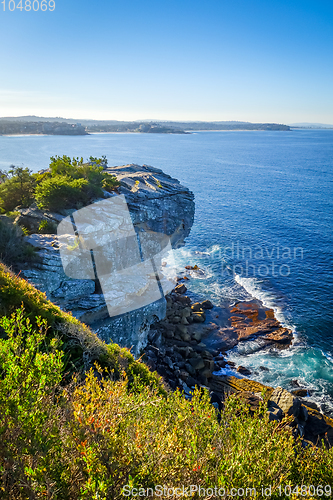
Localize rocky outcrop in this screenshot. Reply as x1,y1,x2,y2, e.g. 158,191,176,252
20,165,195,356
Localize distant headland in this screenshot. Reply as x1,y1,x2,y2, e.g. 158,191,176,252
0,116,291,135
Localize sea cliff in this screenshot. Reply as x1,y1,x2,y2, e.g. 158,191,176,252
19,164,195,356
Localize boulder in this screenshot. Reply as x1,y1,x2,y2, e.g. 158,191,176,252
237,365,252,376
267,400,283,421
192,311,206,323
191,331,202,342
201,299,214,309
304,412,331,436
264,327,293,345
291,389,308,397
188,357,205,371
176,324,188,336
175,283,187,294
269,387,301,418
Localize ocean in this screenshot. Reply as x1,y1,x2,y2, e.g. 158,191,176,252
1,129,332,412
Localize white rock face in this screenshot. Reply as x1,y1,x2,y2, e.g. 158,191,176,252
21,164,195,356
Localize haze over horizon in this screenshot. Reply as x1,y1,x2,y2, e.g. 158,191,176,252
1,0,332,123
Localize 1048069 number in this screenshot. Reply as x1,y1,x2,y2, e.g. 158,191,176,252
1,0,55,10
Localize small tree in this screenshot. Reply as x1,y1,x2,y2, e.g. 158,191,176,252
0,166,35,212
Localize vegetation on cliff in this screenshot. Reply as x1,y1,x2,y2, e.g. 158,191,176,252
0,156,120,213
0,263,333,498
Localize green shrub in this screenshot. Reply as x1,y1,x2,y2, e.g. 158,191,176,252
0,167,35,212
38,219,57,234
0,309,65,498
0,218,36,267
35,175,91,211
34,156,119,211
0,156,119,214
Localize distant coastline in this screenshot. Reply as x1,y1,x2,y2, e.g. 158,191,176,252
0,116,291,135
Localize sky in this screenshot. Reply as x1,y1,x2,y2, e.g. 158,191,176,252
0,0,333,123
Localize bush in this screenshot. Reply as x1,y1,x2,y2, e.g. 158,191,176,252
0,217,36,267
34,156,119,211
35,175,91,211
0,309,65,498
38,219,57,234
0,166,35,212
0,310,332,499
0,156,119,214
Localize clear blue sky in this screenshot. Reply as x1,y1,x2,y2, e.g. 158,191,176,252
0,0,332,123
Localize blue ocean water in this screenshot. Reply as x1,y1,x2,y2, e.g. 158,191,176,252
1,130,332,411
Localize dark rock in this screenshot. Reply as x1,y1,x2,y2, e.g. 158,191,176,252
177,295,192,306
191,302,202,312
156,366,168,378
267,400,283,421
188,357,205,371
304,413,331,436
179,370,189,382
163,329,174,339
259,366,269,372
191,330,202,342
210,391,223,411
172,316,181,324
185,362,196,376
199,367,213,379
237,366,252,376
165,356,174,370
235,391,262,413
172,351,184,362
291,389,308,397
176,324,188,335
175,283,187,294
304,401,320,411
201,299,214,309
192,311,206,323
186,376,197,388
216,359,226,368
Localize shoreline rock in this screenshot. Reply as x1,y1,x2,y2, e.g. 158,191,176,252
143,274,333,448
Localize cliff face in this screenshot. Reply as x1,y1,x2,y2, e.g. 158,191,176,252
21,164,195,356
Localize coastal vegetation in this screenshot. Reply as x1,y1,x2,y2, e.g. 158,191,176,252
0,263,332,498
0,156,120,213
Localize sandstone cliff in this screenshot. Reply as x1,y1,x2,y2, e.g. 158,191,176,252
20,164,195,356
